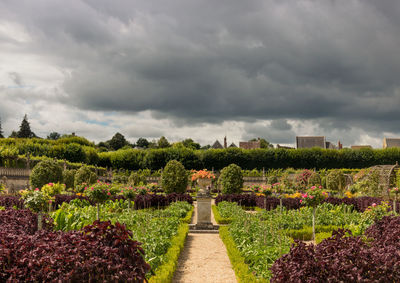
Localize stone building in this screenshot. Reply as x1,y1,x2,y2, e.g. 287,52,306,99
351,145,372,150
383,138,400,149
239,141,261,149
296,136,341,149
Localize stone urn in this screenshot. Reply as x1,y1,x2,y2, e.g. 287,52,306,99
197,178,212,196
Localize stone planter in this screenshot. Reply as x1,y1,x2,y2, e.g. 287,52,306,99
197,178,212,196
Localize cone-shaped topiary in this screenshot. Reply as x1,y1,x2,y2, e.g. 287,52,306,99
218,164,243,194
161,160,188,193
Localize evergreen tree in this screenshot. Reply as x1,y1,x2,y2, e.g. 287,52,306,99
9,131,18,138
0,118,3,138
17,114,35,138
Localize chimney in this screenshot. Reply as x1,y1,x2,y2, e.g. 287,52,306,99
338,140,342,150
224,136,227,149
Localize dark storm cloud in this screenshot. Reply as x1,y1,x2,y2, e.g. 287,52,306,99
2,0,400,144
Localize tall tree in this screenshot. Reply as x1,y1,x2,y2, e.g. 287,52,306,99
157,136,170,148
136,137,149,148
17,114,35,138
9,131,18,138
109,132,128,150
182,138,200,150
47,132,61,140
0,118,3,138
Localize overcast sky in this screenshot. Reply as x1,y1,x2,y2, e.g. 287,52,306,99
1,0,400,147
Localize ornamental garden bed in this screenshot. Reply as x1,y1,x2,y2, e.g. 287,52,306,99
215,200,400,282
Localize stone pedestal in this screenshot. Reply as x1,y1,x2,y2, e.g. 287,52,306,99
189,196,219,232
196,196,212,226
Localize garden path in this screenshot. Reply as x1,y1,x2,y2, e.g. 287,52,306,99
172,201,237,283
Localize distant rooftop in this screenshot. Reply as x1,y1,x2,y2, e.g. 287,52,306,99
296,136,326,149
383,138,400,148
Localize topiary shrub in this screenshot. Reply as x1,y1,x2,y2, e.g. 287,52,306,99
128,172,147,186
218,164,243,194
308,172,321,186
30,160,63,189
161,160,188,194
326,170,346,193
62,169,76,190
74,166,97,188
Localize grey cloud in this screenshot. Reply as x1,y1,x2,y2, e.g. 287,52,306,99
8,72,22,86
1,0,400,145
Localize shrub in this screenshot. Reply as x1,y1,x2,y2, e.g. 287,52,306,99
308,172,321,186
161,160,188,194
41,182,65,197
64,142,86,163
30,160,63,189
351,169,381,197
326,170,346,193
20,189,51,213
85,181,115,204
62,169,76,189
218,164,243,194
74,166,97,188
128,171,147,186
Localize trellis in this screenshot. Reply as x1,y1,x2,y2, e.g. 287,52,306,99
369,163,399,197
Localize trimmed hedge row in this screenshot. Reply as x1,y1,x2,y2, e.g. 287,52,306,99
212,205,233,224
98,147,400,170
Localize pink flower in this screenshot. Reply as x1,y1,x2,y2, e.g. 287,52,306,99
300,199,303,203
372,203,377,207
91,187,94,191
309,195,314,199
35,188,39,191
311,186,316,190
49,183,54,186
318,186,322,189
107,192,111,196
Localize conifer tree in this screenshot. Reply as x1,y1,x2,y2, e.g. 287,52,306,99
0,118,4,138
17,114,35,138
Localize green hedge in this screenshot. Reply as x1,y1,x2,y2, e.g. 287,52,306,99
219,226,265,283
148,223,189,283
3,139,400,171
212,205,233,224
181,207,194,224
97,147,400,171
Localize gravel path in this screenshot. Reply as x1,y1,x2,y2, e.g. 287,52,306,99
172,201,237,283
